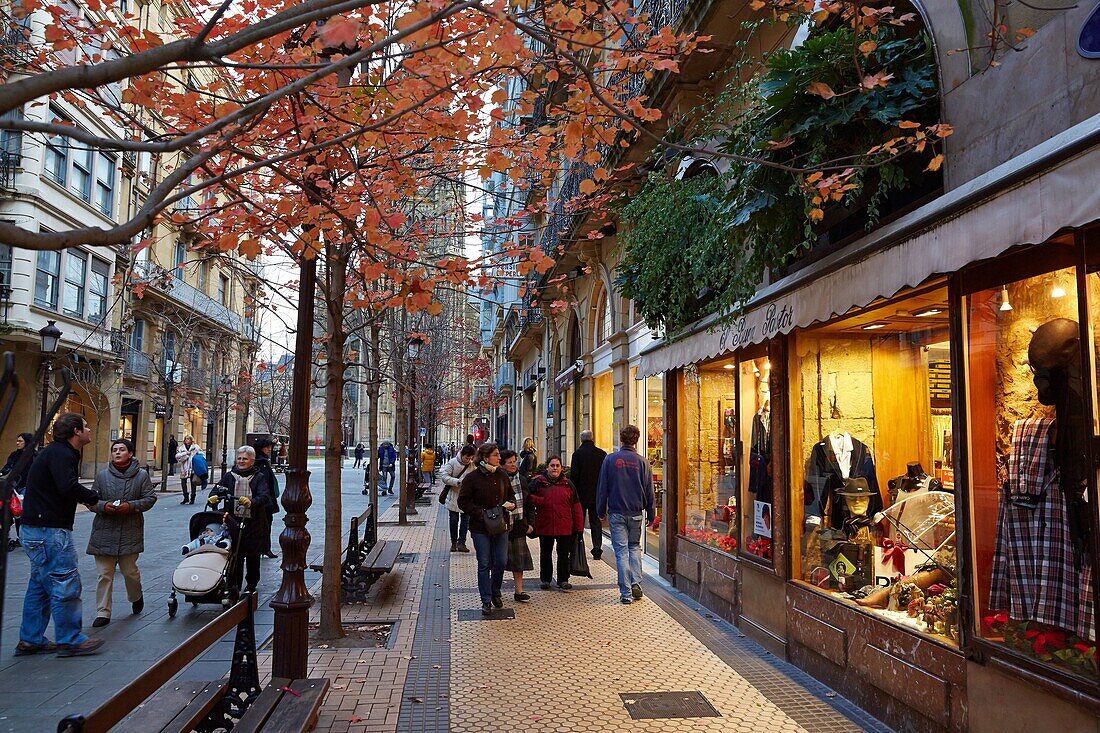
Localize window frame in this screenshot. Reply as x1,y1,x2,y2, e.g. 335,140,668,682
88,258,109,323
70,142,93,203
34,249,61,309
62,249,87,318
43,109,68,187
954,232,1100,694
94,151,115,217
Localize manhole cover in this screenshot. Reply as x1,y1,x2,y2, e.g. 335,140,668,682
620,692,721,720
395,553,419,563
457,608,515,621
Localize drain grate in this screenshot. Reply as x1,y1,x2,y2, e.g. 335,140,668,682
395,552,419,563
457,608,515,621
620,691,721,720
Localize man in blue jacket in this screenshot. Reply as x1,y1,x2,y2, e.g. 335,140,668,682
18,413,102,657
596,424,656,605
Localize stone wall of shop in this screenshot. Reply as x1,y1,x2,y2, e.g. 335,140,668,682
786,583,967,733
674,538,738,622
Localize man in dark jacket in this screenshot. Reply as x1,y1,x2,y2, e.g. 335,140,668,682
596,425,656,605
18,413,103,657
569,430,607,560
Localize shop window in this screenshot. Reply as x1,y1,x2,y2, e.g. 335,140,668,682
678,360,738,554
740,354,773,563
791,285,958,644
966,252,1097,678
644,376,665,557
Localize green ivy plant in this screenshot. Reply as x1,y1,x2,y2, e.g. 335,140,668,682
616,23,941,335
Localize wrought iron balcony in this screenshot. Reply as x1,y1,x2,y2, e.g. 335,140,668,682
494,363,516,393
124,350,151,378
0,150,17,190
0,11,31,66
132,260,252,339
184,365,207,390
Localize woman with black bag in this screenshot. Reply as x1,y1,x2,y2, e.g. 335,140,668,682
458,442,516,615
529,455,584,591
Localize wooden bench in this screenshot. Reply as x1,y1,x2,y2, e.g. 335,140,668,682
57,593,328,733
309,503,402,602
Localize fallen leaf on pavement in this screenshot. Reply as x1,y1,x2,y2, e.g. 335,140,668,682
408,696,424,703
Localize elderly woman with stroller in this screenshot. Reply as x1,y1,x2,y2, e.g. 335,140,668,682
86,438,157,628
208,445,277,594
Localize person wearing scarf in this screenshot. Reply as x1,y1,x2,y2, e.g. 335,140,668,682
501,449,535,602
209,445,276,594
458,442,516,615
86,439,156,627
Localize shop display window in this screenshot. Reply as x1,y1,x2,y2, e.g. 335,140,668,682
790,285,959,644
965,250,1098,678
740,353,773,563
644,376,665,556
678,360,738,554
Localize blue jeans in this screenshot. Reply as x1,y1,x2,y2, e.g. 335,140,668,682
609,514,643,600
20,525,87,647
449,510,469,544
470,531,508,604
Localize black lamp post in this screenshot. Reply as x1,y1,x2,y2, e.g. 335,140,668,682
220,375,233,478
405,335,424,517
38,320,62,446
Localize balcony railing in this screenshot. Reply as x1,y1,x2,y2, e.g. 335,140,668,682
124,350,151,378
0,150,17,189
132,260,251,338
0,12,31,65
539,160,594,255
184,366,207,390
494,363,516,392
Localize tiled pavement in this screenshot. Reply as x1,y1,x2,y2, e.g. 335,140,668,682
272,490,893,733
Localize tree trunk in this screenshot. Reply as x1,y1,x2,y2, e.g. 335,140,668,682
367,323,381,542
395,343,407,525
317,250,347,641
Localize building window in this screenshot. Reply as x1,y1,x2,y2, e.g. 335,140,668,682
43,109,67,186
174,242,186,280
62,250,87,317
88,258,109,323
162,331,176,369
130,319,144,351
71,143,93,202
789,285,957,645
0,244,11,298
197,261,208,293
95,152,115,216
1,107,23,163
596,289,614,345
34,250,61,309
218,274,228,305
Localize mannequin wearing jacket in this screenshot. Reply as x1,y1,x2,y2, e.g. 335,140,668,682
803,431,883,532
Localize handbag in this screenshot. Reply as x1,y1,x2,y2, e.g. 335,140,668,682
569,531,593,578
483,506,509,536
9,491,22,518
438,486,449,505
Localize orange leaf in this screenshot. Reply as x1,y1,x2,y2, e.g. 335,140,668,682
897,120,921,129
806,82,835,99
859,40,877,55
579,179,596,195
925,154,944,172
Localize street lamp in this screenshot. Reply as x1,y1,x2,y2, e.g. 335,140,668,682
404,335,424,517
220,375,233,477
38,320,62,445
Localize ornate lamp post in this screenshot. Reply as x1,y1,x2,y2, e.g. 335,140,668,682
404,335,424,517
38,320,62,446
220,375,233,478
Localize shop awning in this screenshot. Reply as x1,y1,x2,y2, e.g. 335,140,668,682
637,113,1100,377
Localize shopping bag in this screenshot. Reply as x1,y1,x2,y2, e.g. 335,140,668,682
570,532,593,578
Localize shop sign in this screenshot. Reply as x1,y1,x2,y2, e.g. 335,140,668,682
717,303,795,352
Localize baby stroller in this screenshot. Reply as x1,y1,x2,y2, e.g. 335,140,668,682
168,499,246,617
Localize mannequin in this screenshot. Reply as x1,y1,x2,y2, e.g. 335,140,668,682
887,462,944,504
987,318,1093,638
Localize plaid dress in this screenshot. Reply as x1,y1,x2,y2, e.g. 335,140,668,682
990,418,1094,638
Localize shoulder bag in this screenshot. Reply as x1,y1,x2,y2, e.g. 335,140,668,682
482,473,511,536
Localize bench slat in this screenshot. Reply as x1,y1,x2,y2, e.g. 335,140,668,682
366,541,402,572
162,681,229,733
260,679,329,733
232,677,291,733
114,680,221,733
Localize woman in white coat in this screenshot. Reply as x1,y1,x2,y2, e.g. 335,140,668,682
175,435,200,505
439,444,476,552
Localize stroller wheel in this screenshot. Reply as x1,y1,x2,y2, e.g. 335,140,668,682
221,597,231,610
168,598,178,618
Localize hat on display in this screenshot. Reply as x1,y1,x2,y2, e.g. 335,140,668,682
837,477,873,496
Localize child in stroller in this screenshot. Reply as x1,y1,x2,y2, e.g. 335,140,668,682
182,521,232,555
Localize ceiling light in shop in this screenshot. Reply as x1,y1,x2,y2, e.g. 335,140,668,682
764,360,772,371
723,363,735,369
862,323,887,330
1051,284,1068,298
999,287,1013,312
914,308,942,317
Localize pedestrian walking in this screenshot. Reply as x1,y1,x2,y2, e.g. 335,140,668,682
518,437,538,480
17,413,103,657
2,432,35,550
596,424,656,605
192,448,210,495
501,449,534,602
569,429,607,561
353,442,365,468
441,445,475,552
167,435,178,476
208,446,276,594
378,441,397,495
175,435,200,504
420,444,436,486
458,442,517,615
528,455,583,591
253,437,280,559
87,439,156,628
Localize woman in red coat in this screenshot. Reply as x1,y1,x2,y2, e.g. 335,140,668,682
528,455,584,590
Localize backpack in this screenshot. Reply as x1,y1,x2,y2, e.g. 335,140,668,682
192,452,209,477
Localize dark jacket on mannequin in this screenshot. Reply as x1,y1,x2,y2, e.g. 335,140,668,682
803,436,882,529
